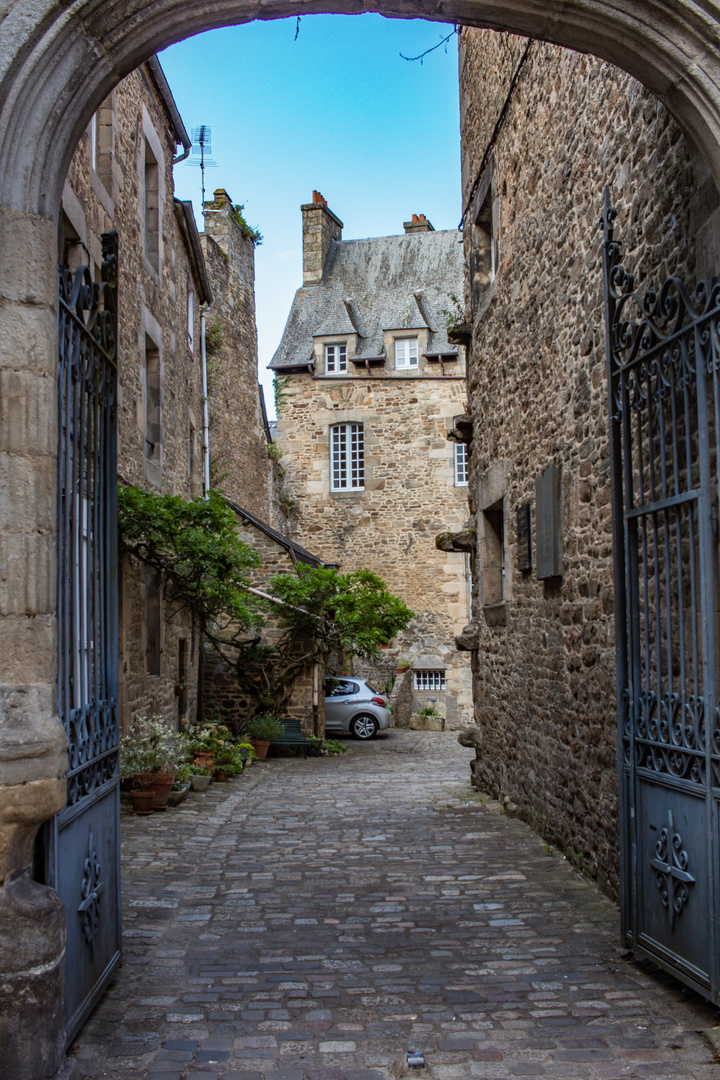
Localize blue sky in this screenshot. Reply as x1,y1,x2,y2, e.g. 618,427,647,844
160,15,461,415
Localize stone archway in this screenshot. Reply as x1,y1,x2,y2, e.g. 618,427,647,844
1,2,720,1078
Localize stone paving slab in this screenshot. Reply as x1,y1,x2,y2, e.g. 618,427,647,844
72,731,720,1079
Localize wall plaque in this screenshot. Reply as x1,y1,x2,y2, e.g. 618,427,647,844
517,502,532,572
535,463,562,579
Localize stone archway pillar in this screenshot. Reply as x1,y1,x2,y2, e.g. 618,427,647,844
0,206,69,1080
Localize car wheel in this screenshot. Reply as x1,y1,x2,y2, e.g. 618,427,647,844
350,714,378,740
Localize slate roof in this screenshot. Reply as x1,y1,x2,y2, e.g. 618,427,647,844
269,229,464,370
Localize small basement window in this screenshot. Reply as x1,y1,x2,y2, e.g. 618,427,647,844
414,670,446,691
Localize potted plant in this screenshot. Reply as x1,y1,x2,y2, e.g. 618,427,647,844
246,715,284,760
214,745,246,782
236,741,256,768
168,762,191,807
119,714,188,810
409,699,446,732
189,763,213,793
396,658,412,674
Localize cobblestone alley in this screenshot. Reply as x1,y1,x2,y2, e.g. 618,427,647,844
73,731,720,1080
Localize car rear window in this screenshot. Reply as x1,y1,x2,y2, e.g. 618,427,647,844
325,679,358,697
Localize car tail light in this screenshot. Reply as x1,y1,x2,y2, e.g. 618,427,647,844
371,696,386,707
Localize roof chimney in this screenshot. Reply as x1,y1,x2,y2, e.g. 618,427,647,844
403,213,435,234
301,191,343,286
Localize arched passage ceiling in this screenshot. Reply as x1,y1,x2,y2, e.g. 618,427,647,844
0,0,719,219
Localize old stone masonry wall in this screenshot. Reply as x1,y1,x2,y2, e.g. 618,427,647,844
459,29,720,894
278,374,473,728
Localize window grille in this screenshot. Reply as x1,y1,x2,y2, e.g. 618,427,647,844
454,441,468,485
326,343,347,373
414,670,446,691
331,422,364,491
395,338,418,369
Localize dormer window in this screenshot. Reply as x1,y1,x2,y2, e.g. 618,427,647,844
395,337,418,369
326,343,347,373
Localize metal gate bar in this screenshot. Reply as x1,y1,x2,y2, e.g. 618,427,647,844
47,231,121,1043
601,188,720,1002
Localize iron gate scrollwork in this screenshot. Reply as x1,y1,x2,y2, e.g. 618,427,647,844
44,231,121,1043
601,188,719,1002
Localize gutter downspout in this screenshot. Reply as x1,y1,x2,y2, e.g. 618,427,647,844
201,309,211,496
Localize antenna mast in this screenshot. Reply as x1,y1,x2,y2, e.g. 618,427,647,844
188,125,217,207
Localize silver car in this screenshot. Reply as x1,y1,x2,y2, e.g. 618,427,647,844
324,677,392,739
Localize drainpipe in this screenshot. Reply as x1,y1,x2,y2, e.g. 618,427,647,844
201,309,211,496
312,662,320,737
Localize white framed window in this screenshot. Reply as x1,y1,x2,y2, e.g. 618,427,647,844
414,670,446,691
325,343,347,373
454,442,468,486
331,423,364,491
395,338,418,369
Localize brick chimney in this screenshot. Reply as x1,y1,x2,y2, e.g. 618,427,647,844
301,191,343,285
403,213,435,234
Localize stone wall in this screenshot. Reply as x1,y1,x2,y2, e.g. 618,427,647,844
277,373,473,729
201,191,278,521
458,29,720,893
62,65,206,734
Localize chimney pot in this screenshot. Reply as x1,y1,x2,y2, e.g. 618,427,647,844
403,213,435,234
213,188,232,205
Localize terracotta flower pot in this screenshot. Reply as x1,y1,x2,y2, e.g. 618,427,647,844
130,789,154,814
135,773,174,809
214,769,229,782
251,739,270,761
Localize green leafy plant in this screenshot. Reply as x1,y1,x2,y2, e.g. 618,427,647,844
273,375,291,415
415,697,444,719
189,763,214,777
236,741,257,760
214,745,246,777
118,486,264,665
246,715,284,741
119,715,188,779
321,737,347,755
205,319,223,358
441,291,464,329
267,441,283,462
118,486,413,722
270,567,414,660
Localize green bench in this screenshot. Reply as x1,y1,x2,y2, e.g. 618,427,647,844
270,717,312,757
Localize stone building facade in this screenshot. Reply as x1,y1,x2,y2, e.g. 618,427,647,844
201,189,280,521
61,58,212,737
271,195,473,729
457,29,720,893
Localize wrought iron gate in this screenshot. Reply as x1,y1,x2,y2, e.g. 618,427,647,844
45,232,121,1043
601,189,720,1002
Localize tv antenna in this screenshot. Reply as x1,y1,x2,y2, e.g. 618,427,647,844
187,125,218,207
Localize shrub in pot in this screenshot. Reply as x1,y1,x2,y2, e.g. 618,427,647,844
189,763,213,793
119,714,188,809
214,746,246,781
246,715,284,760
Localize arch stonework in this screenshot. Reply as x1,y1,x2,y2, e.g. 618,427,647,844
0,2,719,1077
